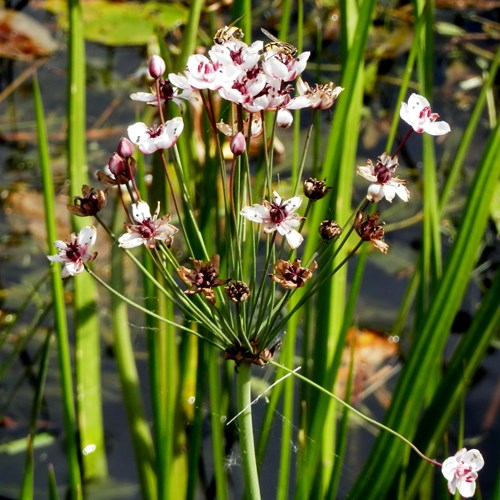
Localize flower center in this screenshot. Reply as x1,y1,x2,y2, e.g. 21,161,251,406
66,241,85,261
269,203,288,223
137,219,156,238
194,265,217,288
374,162,392,184
147,125,163,138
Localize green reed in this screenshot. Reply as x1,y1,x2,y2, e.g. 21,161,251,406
3,1,497,499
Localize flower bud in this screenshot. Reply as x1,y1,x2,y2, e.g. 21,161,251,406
117,137,135,158
149,55,166,79
226,281,251,302
303,177,332,200
319,219,342,241
276,109,293,128
108,153,126,176
230,132,246,156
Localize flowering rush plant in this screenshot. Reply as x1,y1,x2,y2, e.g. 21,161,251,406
47,26,485,498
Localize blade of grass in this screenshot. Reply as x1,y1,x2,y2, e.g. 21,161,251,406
20,329,52,499
349,119,500,499
298,0,376,496
109,217,157,500
34,72,82,499
405,267,500,496
67,0,107,480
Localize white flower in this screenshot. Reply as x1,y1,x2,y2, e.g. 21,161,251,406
400,93,451,136
127,117,183,154
356,152,410,203
441,448,484,498
118,201,178,249
48,226,97,278
241,191,304,249
262,51,310,82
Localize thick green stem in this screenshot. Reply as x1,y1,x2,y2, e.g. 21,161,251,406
236,363,261,500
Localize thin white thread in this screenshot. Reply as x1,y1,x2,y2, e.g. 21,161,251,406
226,366,302,426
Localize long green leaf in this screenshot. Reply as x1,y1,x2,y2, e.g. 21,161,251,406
349,120,500,498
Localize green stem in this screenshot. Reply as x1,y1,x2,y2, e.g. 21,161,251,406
33,72,82,499
236,363,261,500
271,361,442,469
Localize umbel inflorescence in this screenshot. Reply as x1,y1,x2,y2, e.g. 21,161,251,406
49,26,452,363
46,24,484,497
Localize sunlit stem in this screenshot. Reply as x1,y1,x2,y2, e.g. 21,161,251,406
236,362,262,500
272,361,443,469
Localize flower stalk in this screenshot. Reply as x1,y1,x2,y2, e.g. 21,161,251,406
236,362,262,500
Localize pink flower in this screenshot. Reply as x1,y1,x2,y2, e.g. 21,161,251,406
127,117,183,154
48,226,97,278
356,152,410,203
241,191,304,249
118,201,178,249
400,93,450,136
441,448,484,498
262,50,310,82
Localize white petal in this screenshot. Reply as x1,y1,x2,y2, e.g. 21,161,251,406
241,205,269,222
441,456,459,481
64,261,84,276
423,120,451,136
456,479,476,498
77,226,97,247
157,117,184,149
408,93,430,110
118,232,145,248
395,184,410,202
283,196,302,213
367,184,385,202
272,191,283,205
53,240,68,251
132,201,152,222
130,92,157,103
399,102,414,127
168,73,191,90
127,122,149,145
48,254,65,263
285,229,303,249
356,165,377,182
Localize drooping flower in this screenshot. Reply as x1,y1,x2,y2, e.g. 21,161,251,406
241,191,304,249
270,259,318,289
356,152,410,203
47,226,97,278
287,79,343,110
441,448,484,498
118,201,178,249
67,185,107,217
177,255,230,306
400,93,450,136
354,211,388,254
127,117,184,155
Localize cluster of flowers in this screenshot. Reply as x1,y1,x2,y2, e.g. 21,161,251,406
46,26,484,495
